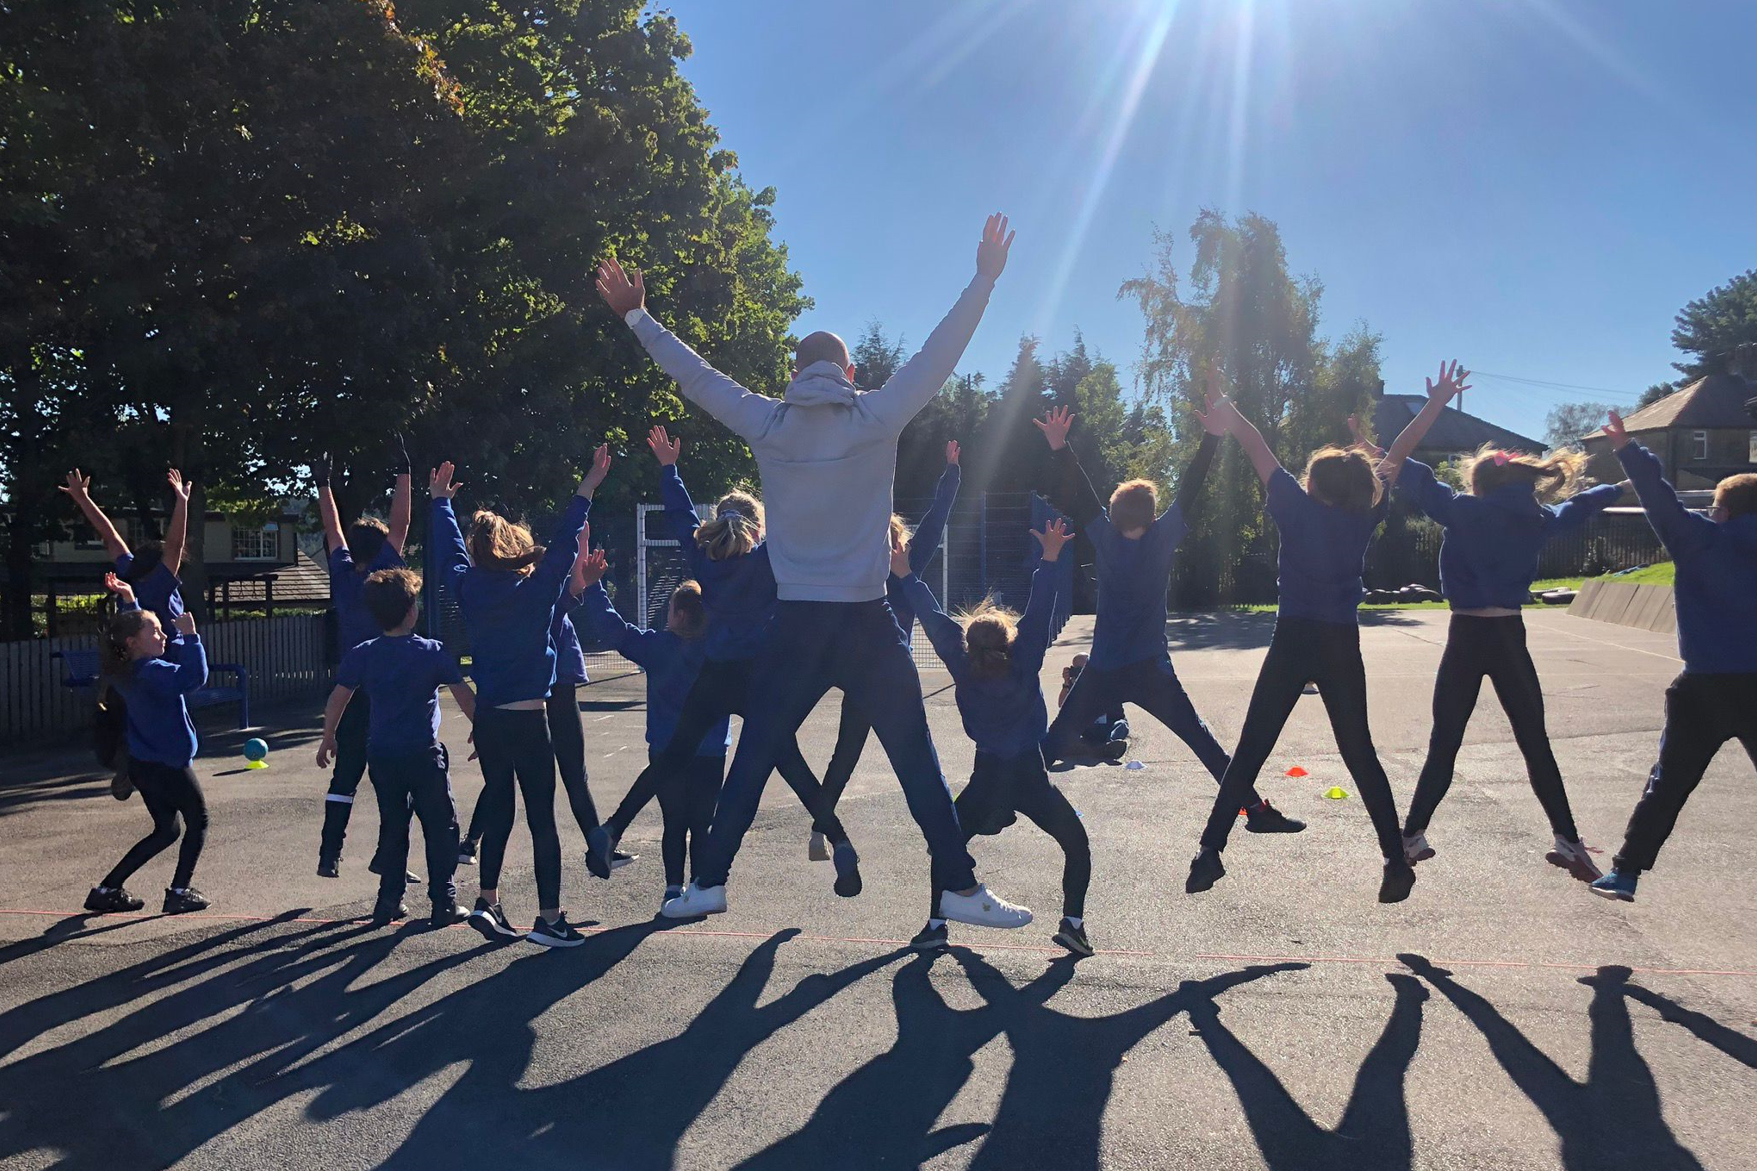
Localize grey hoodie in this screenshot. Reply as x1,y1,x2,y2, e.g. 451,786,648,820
625,273,995,602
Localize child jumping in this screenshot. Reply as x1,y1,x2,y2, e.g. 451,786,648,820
1378,362,1618,880
316,568,476,929
1590,413,1757,902
901,519,1094,955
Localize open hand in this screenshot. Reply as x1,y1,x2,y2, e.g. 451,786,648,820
596,258,645,316
167,468,191,502
1347,414,1386,457
1033,517,1074,561
976,213,1015,280
173,612,197,636
1605,411,1630,451
429,462,460,499
60,469,91,499
1033,406,1074,451
648,426,681,467
576,548,610,589
584,444,613,493
946,439,961,466
104,571,135,605
1425,359,1471,404
576,519,593,556
1196,389,1242,437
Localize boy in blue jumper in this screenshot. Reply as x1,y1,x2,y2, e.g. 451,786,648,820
1591,412,1757,901
318,568,476,928
314,444,414,881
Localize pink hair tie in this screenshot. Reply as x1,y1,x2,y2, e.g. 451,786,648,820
1491,450,1510,466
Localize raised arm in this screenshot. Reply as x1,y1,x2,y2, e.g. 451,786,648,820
576,578,659,668
910,443,962,573
862,215,1014,431
1013,520,1070,675
598,258,776,441
898,574,966,675
314,455,347,555
59,469,130,561
1395,458,1460,526
1379,360,1470,484
1176,365,1229,516
162,468,192,574
166,614,208,693
387,434,413,554
1203,394,1282,486
427,462,471,596
649,425,704,551
1547,481,1623,534
1034,407,1105,528
1608,415,1714,556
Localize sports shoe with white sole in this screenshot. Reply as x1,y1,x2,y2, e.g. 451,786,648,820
468,898,522,942
1545,836,1603,882
611,849,638,871
1403,832,1435,864
660,882,728,919
808,831,831,861
939,884,1031,929
527,913,586,947
1053,918,1093,957
910,921,949,951
1590,869,1638,902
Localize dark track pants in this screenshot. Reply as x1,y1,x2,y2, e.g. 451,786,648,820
657,751,724,887
931,750,1089,920
319,693,378,865
369,744,460,906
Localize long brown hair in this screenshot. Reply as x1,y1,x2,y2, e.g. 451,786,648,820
1303,445,1383,512
1462,444,1585,503
467,510,544,574
953,595,1019,680
100,610,153,680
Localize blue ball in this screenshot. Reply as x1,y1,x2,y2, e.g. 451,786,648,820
243,738,269,762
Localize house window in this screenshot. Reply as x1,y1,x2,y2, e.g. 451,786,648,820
232,526,278,560
1692,431,1709,461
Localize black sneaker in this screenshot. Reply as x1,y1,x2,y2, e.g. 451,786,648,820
1053,918,1093,957
611,849,638,871
1185,848,1225,894
316,857,341,879
367,857,421,885
83,886,144,914
430,901,470,929
1245,801,1306,834
457,839,479,866
468,898,521,942
910,920,949,952
371,900,409,926
527,913,586,948
1099,739,1129,762
162,887,210,914
585,825,616,880
832,841,863,898
1378,860,1416,904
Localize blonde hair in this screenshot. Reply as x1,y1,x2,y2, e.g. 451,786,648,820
467,510,543,574
668,580,708,639
952,595,1018,680
695,490,764,561
1715,473,1757,519
889,514,911,550
1461,444,1584,503
1303,445,1383,512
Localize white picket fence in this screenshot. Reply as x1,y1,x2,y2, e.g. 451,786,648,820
0,613,328,744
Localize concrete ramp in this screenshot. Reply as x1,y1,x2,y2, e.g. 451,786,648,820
1568,578,1677,633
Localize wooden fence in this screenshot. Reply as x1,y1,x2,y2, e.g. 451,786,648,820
0,613,328,745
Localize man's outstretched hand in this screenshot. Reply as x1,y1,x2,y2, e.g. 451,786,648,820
977,213,1014,280
596,258,645,317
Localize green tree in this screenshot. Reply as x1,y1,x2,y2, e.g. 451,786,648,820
1637,381,1675,410
1671,269,1757,379
1544,401,1625,450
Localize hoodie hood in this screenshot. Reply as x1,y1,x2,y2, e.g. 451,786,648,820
1482,482,1548,520
783,360,859,407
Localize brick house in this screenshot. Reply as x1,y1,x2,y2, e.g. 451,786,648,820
1581,374,1757,489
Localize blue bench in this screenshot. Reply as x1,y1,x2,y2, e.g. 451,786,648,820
53,648,252,730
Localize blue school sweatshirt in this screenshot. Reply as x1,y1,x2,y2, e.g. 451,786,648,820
886,462,960,644
112,634,208,767
577,581,729,756
905,560,1057,759
1618,442,1757,674
1268,468,1390,625
328,542,406,655
660,465,778,662
431,494,589,706
115,553,185,644
335,634,464,756
1398,459,1621,611
550,596,589,688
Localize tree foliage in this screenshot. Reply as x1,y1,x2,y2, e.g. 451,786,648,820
1544,401,1625,450
1671,269,1757,380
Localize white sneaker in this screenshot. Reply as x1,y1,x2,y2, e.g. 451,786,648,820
660,882,728,919
808,831,830,861
1403,832,1435,864
939,884,1032,929
1545,836,1603,883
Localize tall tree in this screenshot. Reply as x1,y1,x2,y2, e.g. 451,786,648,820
1671,269,1757,380
1638,381,1676,410
1544,401,1626,450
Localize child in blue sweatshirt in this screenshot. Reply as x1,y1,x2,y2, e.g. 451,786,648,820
1034,395,1303,835
1590,413,1757,902
902,518,1093,955
1380,367,1622,880
317,568,477,929
429,447,606,949
1186,383,1413,904
588,427,852,894
83,604,211,916
574,551,729,906
812,440,963,861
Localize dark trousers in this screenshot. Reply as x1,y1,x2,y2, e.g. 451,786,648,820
104,760,208,890
1615,672,1757,873
369,744,460,906
319,693,375,863
1402,614,1578,840
472,707,562,909
605,657,846,842
1045,655,1257,800
697,600,977,892
1201,618,1403,860
932,750,1090,920
656,751,723,887
548,683,601,836
817,693,872,826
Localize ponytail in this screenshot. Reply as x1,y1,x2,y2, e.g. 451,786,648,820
953,595,1019,681
101,610,151,681
695,490,765,562
467,511,544,574
1463,444,1585,503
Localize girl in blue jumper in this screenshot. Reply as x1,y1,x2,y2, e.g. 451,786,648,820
83,601,211,916
1379,364,1619,881
429,447,606,948
1186,385,1414,904
589,427,852,894
902,519,1093,955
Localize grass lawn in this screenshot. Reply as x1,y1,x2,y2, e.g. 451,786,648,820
1221,562,1675,614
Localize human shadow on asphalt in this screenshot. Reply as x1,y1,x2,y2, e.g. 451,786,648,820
1402,954,1710,1171
738,952,1307,1171
1606,968,1757,1072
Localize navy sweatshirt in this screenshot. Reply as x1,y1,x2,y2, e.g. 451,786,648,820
1398,459,1621,610
886,462,960,644
431,494,589,706
1268,468,1390,625
115,553,185,646
906,559,1057,759
111,634,208,766
550,595,589,688
1619,442,1757,674
661,465,778,662
329,542,406,655
577,581,729,756
335,634,463,756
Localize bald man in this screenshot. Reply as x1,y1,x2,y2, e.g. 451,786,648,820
597,215,1030,931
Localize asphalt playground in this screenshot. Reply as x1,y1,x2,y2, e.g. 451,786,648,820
1,608,1753,1170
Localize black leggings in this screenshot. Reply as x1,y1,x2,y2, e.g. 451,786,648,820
816,693,871,828
932,750,1090,920
606,657,846,842
1201,618,1403,861
1402,614,1578,840
104,760,208,890
657,752,724,887
472,706,562,909
548,684,601,836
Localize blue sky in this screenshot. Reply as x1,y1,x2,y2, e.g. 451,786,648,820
658,0,1757,444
